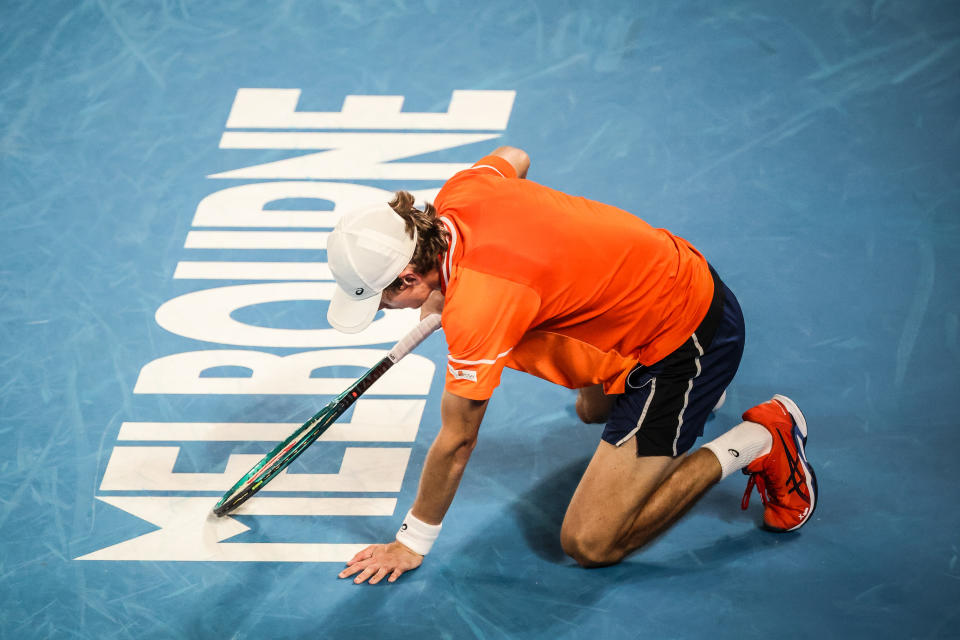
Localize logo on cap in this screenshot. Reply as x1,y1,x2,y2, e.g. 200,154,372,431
354,287,364,296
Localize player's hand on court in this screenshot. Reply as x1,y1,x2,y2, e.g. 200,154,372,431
339,541,423,584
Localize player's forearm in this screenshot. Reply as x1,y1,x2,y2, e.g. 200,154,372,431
409,392,488,525
410,429,477,524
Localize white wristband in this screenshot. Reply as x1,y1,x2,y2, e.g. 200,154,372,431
395,510,442,556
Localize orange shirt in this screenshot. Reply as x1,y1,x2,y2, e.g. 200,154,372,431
434,155,714,401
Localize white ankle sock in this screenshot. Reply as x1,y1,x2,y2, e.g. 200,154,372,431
702,422,773,480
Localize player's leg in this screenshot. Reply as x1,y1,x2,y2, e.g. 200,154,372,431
561,364,729,567
563,276,816,566
563,272,745,566
563,401,817,566
561,440,704,567
563,398,819,566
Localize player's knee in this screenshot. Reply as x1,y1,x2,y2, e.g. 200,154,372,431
561,527,622,568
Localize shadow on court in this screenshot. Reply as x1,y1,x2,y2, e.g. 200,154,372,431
512,456,589,563
508,450,790,563
506,406,763,563
395,434,801,638
426,505,793,637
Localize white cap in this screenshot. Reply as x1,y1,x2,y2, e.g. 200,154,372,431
326,203,417,333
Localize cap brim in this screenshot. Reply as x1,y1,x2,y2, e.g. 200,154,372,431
327,286,381,334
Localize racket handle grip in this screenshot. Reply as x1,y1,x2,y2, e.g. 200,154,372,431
388,314,442,362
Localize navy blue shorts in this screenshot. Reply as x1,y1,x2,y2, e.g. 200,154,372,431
600,268,745,457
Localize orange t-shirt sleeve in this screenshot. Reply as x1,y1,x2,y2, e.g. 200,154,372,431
442,268,540,400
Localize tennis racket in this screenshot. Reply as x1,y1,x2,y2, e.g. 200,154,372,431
212,313,442,517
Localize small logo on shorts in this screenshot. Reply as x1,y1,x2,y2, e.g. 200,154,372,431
451,368,477,382
728,448,740,457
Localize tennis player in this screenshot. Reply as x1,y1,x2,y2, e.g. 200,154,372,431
328,147,817,585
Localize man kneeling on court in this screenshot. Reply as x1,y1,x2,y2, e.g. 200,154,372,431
328,146,818,585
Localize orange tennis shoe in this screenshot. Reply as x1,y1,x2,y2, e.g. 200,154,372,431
740,395,818,532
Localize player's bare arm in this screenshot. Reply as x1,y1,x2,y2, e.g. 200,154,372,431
339,391,488,584
410,391,488,522
491,145,530,178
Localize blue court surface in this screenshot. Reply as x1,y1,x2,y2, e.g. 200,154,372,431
2,1,959,638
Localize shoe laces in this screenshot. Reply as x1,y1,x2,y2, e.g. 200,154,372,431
741,473,768,510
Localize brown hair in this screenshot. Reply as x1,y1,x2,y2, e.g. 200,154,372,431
385,191,449,292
